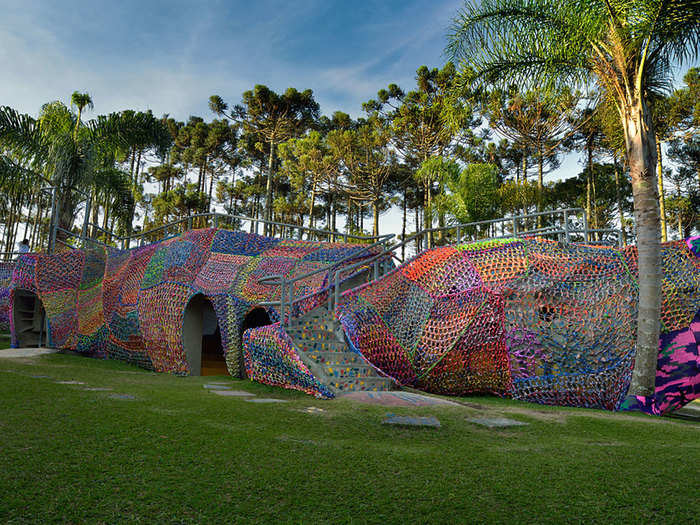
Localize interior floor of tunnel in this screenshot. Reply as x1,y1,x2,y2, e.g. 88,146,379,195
201,326,227,376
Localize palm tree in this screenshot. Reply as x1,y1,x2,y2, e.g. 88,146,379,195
0,99,153,247
447,0,700,396
70,91,93,137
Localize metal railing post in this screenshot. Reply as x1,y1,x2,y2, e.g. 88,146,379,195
372,260,379,281
214,215,219,229
456,226,461,244
563,209,570,244
583,211,590,243
334,272,340,310
512,218,518,237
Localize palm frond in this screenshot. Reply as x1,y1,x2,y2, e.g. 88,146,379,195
447,0,604,91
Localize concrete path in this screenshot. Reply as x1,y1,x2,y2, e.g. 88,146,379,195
0,347,58,358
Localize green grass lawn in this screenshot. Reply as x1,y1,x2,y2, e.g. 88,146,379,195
0,351,697,524
0,331,10,350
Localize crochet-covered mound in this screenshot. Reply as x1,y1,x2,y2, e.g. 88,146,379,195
337,238,700,414
4,228,379,377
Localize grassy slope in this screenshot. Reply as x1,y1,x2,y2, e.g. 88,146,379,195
0,352,697,524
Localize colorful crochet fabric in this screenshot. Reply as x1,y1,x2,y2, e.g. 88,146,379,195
243,322,335,399
336,238,700,414
4,228,378,377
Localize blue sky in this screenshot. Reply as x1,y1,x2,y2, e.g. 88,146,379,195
1,0,462,119
0,0,591,233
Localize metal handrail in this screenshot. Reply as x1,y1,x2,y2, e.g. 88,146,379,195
259,208,625,327
258,232,395,324
87,212,386,250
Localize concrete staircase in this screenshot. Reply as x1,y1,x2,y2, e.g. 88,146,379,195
284,306,393,395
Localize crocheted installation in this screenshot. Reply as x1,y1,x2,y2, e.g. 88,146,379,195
337,238,700,414
5,228,378,377
0,262,13,330
620,310,700,415
243,323,334,399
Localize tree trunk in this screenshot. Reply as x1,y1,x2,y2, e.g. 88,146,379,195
56,189,76,249
537,146,543,228
331,197,337,240
401,185,407,261
521,155,527,217
613,155,626,246
90,188,99,238
309,180,316,230
372,199,379,237
130,147,136,183
586,142,592,239
623,99,661,398
265,141,276,232
208,172,215,213
135,149,142,184
424,180,433,249
655,137,667,243
415,205,421,254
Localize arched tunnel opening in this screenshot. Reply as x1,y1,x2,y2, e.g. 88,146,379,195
241,307,272,334
12,289,46,348
183,294,227,376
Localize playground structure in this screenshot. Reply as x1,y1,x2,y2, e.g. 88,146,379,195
1,206,698,414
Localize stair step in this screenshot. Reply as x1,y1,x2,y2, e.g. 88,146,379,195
304,351,364,365
321,364,378,379
295,340,347,352
286,328,338,340
326,376,393,393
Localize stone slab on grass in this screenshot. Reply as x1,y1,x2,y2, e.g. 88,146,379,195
246,398,288,404
55,380,85,385
469,417,529,428
668,403,700,422
83,387,113,392
341,391,461,407
203,384,231,390
0,348,58,358
211,390,256,397
383,414,441,428
109,394,136,400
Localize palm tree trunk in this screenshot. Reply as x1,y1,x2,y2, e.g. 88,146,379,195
537,146,543,228
613,155,626,246
624,100,661,398
130,147,136,183
655,138,667,243
586,143,592,238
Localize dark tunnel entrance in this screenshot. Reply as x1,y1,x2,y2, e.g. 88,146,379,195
241,307,272,334
238,307,273,378
12,290,46,348
183,294,227,376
